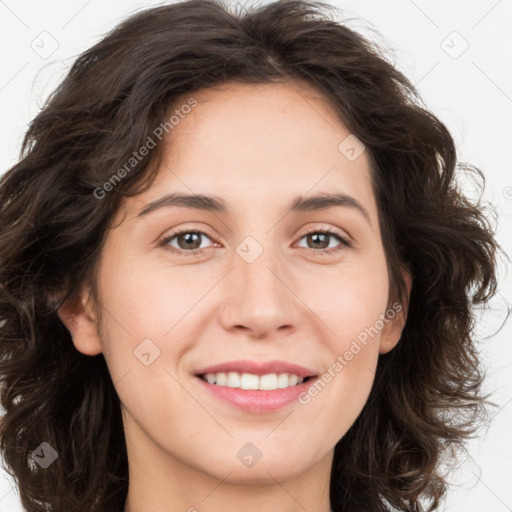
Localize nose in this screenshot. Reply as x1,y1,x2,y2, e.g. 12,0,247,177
219,248,303,339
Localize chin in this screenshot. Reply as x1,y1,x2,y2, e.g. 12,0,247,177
194,445,322,484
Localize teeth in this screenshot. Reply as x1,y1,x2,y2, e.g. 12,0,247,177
201,372,305,390
277,373,289,388
288,374,299,386
205,374,216,384
240,373,260,390
226,372,241,388
259,373,278,390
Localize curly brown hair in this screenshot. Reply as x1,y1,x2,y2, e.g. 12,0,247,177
0,0,502,511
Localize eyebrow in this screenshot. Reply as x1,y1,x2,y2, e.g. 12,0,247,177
137,191,371,224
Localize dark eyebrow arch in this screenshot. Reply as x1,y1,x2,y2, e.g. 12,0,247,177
137,192,371,224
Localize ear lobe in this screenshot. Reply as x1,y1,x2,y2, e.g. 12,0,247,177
379,267,412,355
57,287,103,356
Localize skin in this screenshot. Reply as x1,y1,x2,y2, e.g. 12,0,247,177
58,80,411,512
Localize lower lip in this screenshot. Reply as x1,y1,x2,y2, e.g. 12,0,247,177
194,376,319,413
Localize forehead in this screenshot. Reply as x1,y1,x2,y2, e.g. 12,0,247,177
168,80,353,164
124,80,377,224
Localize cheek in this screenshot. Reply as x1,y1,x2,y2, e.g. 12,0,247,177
98,253,205,340
94,255,218,412
299,326,380,443
297,246,390,347
295,251,388,428
94,257,200,443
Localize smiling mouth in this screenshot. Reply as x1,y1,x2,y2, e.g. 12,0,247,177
196,372,314,391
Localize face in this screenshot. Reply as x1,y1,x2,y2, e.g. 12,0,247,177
60,81,409,486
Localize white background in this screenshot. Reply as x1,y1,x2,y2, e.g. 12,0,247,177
0,1,510,510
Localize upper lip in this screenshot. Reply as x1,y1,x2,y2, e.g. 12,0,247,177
194,359,318,378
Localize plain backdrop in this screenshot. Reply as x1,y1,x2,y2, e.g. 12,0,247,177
0,0,511,511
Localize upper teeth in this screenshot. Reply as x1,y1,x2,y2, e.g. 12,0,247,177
202,372,305,390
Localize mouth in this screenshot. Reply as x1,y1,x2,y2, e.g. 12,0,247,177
192,359,319,413
196,372,314,390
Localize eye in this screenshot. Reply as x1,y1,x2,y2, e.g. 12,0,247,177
158,227,351,257
296,228,351,255
158,229,216,256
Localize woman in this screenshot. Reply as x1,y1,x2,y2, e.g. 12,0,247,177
0,0,501,511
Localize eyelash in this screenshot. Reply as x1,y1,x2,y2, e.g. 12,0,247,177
157,227,352,257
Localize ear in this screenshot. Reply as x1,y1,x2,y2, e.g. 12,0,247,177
57,285,103,356
379,267,412,354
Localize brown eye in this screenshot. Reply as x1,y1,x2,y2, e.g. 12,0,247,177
305,232,330,249
175,232,203,250
296,229,351,255
159,230,214,255
158,227,351,257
